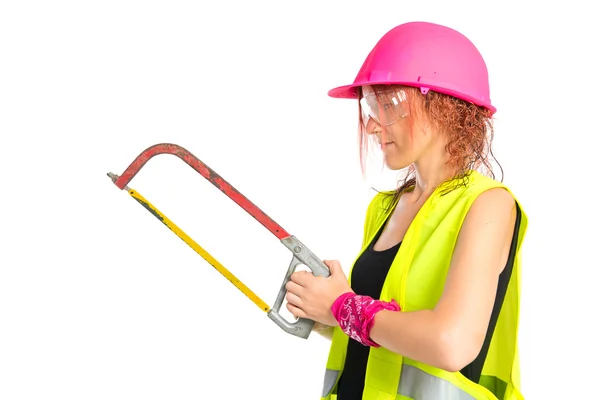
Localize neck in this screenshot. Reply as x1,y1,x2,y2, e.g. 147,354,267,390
410,144,454,200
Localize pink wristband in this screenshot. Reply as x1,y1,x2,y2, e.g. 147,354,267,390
331,292,401,347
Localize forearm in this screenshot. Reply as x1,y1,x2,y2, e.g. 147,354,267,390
312,322,334,340
368,309,469,372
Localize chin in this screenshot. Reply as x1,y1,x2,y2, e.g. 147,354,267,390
385,159,411,171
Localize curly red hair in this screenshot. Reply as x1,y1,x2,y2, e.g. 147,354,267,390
357,85,502,198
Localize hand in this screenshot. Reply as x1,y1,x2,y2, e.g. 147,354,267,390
285,260,354,326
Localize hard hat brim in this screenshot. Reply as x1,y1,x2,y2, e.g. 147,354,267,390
327,81,497,115
327,80,402,99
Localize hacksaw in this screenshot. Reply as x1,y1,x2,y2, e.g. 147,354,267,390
107,143,330,339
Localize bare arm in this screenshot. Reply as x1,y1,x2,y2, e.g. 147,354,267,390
368,187,517,372
312,322,335,340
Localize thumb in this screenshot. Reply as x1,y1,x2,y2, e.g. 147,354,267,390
323,259,343,275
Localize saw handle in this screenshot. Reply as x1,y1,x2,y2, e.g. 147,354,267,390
267,236,331,339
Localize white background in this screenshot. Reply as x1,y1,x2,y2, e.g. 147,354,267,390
1,1,598,399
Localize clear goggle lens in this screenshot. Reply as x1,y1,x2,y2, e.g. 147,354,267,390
360,89,409,127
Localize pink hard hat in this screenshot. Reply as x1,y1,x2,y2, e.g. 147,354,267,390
328,21,496,114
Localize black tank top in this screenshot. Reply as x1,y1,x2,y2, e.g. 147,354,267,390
336,218,400,400
335,205,521,399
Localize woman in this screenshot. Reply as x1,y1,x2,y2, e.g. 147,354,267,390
284,21,528,400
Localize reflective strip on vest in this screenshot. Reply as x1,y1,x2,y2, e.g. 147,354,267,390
322,365,476,399
322,369,339,397
399,365,475,399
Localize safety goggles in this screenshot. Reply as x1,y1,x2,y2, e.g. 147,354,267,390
360,88,409,127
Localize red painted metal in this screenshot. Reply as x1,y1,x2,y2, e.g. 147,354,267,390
112,143,291,240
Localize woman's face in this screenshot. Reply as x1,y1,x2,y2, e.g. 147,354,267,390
361,85,435,170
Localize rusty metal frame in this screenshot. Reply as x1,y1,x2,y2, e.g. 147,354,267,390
107,143,330,339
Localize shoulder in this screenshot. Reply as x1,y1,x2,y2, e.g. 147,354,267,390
456,171,522,215
472,186,516,215
458,185,518,274
469,188,517,242
463,172,521,220
462,172,518,235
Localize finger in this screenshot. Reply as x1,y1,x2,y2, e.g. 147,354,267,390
323,259,343,274
290,270,312,285
285,291,303,308
285,280,305,295
286,302,308,320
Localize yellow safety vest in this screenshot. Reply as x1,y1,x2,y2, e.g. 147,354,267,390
320,171,528,400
